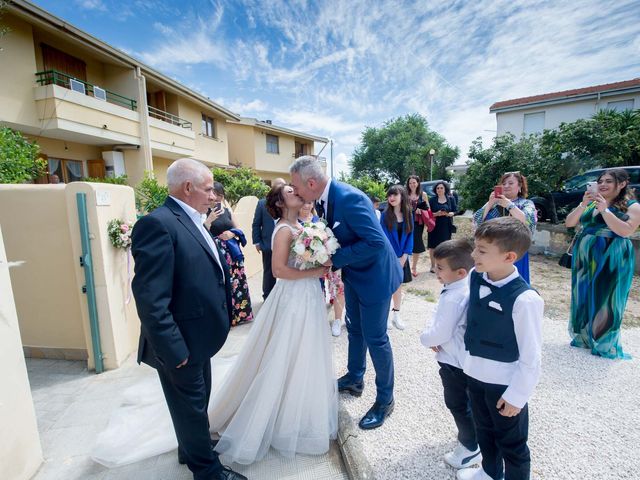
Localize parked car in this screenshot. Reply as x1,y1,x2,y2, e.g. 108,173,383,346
377,180,464,214
531,166,640,222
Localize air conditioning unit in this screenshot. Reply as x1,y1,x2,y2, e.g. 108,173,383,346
69,78,86,95
93,86,107,101
102,151,126,177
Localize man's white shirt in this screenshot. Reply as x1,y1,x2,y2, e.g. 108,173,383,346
462,267,543,408
171,196,225,280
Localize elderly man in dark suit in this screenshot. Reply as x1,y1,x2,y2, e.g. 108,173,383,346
131,158,246,480
251,177,286,300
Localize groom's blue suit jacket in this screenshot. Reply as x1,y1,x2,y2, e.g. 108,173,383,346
327,180,402,305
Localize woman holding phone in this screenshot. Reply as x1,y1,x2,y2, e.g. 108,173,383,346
473,171,537,283
565,168,640,359
206,181,254,326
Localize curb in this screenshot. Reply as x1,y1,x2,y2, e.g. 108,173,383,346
337,402,375,480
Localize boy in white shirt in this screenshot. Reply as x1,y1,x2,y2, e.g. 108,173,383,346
457,217,543,480
421,239,480,470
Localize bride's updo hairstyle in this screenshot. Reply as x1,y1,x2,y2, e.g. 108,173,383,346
266,184,286,218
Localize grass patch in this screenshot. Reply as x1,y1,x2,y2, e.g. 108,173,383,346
406,287,437,303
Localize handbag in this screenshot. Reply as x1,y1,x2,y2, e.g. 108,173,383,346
558,229,579,269
402,260,413,283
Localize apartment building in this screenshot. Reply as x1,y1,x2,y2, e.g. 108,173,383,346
490,78,640,137
0,0,239,186
227,117,328,183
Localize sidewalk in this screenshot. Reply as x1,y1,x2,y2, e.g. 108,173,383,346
27,272,349,480
332,280,640,479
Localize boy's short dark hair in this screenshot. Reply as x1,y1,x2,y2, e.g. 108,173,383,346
433,239,474,271
474,217,531,258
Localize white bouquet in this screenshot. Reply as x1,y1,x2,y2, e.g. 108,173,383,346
291,220,340,269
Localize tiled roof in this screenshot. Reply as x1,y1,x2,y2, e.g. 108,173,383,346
490,78,640,111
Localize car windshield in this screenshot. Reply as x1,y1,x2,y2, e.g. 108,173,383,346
563,171,600,191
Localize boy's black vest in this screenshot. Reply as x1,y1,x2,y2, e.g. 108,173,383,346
464,270,532,363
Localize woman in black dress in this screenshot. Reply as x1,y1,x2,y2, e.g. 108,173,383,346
427,181,456,272
406,175,429,277
206,182,254,326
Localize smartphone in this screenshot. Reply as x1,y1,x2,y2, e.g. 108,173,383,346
493,185,503,197
214,202,223,211
586,182,598,194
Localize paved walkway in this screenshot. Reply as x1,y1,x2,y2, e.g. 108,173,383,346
27,272,349,480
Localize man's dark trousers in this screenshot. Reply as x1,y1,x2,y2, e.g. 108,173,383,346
157,359,222,480
261,249,276,300
466,376,530,480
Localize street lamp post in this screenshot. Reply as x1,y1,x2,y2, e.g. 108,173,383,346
429,148,435,181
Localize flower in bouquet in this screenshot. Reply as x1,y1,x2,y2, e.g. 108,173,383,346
291,220,340,269
108,219,135,250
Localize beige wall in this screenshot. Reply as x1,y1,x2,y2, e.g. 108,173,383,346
232,196,261,278
227,123,256,168
0,186,87,350
0,184,139,370
178,99,229,166
0,15,40,129
30,136,102,163
254,128,297,174
152,156,173,185
0,227,43,480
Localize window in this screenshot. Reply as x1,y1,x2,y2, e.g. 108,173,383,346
606,100,634,112
266,134,279,154
201,114,216,138
295,141,308,158
49,158,84,183
523,112,545,135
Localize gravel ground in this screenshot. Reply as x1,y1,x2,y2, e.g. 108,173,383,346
332,293,640,480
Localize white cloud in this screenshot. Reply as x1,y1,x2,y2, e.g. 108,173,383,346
75,0,106,11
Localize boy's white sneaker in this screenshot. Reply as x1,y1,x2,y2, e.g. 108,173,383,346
456,467,494,480
444,443,482,469
331,319,342,337
391,310,405,330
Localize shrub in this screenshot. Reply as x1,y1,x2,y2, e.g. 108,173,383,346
135,171,168,215
0,127,47,184
212,167,269,206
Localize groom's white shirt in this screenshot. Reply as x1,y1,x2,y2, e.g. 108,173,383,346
318,179,332,211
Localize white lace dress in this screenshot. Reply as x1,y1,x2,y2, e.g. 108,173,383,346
91,223,337,467
209,222,338,464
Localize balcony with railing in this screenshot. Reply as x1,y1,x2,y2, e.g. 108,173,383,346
148,106,192,129
35,70,137,111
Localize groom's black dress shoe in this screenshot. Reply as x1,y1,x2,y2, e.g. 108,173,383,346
214,465,247,480
358,399,394,430
337,374,364,397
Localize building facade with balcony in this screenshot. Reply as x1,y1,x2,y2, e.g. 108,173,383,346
0,0,239,186
490,78,640,138
227,118,328,183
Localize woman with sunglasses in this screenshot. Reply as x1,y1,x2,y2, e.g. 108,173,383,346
473,172,537,283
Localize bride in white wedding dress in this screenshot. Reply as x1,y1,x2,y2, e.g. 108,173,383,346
92,184,337,467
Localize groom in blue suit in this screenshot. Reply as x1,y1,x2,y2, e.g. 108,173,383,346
290,156,402,429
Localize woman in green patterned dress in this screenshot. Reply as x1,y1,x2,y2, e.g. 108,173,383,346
565,168,640,359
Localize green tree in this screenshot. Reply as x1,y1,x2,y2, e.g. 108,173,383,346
83,174,128,185
135,171,168,215
0,127,47,184
212,167,269,207
350,114,459,183
338,172,387,200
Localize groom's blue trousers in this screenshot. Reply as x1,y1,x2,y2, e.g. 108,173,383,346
343,281,394,404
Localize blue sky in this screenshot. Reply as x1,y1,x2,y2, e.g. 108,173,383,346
32,0,640,175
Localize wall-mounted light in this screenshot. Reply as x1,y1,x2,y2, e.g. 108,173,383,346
102,124,108,129
64,142,69,151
